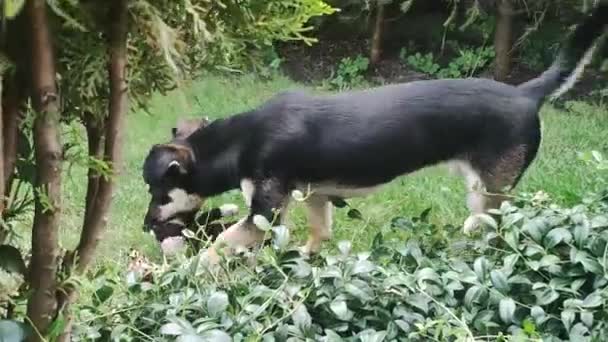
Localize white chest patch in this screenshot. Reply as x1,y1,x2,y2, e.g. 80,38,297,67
158,188,203,221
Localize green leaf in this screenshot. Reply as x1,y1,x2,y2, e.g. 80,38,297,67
531,306,546,324
292,304,312,330
476,213,498,229
352,259,375,275
272,225,290,250
338,240,352,256
539,254,560,268
347,208,363,220
574,224,590,247
581,311,594,328
253,215,272,232
504,230,520,250
416,268,441,286
464,285,485,308
161,322,183,336
573,249,603,274
539,254,562,274
94,285,114,305
330,197,348,208
536,288,559,306
330,300,353,321
207,291,229,317
0,320,31,341
582,291,603,308
418,207,432,222
569,323,589,341
406,293,429,314
523,218,546,243
358,330,387,342
522,318,537,335
0,245,26,275
474,257,489,281
177,335,204,342
490,269,510,293
200,330,231,342
345,280,374,302
47,314,67,339
291,190,305,201
3,0,26,19
543,227,572,249
182,229,196,239
561,310,575,332
499,298,516,324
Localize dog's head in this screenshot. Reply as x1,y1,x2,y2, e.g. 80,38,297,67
142,117,210,233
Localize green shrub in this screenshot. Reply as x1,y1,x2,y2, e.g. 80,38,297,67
437,46,495,79
401,45,494,79
403,51,441,76
327,55,370,90
65,176,608,341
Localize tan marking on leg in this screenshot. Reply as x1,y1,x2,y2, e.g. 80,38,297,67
301,195,333,255
240,178,255,208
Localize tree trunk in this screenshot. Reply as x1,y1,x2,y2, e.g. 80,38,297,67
57,1,128,340
370,2,385,65
76,0,128,274
83,113,104,223
2,72,26,195
55,114,104,342
494,0,514,82
25,0,63,339
0,76,4,225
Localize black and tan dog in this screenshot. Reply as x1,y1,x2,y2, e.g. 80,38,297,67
142,4,608,265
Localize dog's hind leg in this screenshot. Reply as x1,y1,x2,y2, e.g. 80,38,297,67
301,195,333,255
462,144,532,234
451,160,489,234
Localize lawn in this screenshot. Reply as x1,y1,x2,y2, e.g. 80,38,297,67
49,73,608,267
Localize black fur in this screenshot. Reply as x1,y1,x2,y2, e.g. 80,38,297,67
142,4,608,252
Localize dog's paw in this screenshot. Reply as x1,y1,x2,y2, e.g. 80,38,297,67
219,203,239,217
463,213,498,235
463,215,482,235
299,240,321,257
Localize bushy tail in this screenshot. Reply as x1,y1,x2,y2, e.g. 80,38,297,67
518,3,608,102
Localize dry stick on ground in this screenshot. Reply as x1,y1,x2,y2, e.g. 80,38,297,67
57,1,128,340
25,0,64,339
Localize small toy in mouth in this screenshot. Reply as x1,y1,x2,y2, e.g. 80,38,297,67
149,204,242,256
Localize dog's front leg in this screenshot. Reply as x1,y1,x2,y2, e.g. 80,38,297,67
301,194,333,255
204,177,288,265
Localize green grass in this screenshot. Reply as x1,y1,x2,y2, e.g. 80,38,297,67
17,73,608,267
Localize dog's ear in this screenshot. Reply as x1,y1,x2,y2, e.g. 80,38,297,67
172,117,209,139
161,144,195,178
165,159,187,178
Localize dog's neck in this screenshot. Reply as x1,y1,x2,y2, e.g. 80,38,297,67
184,113,250,197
